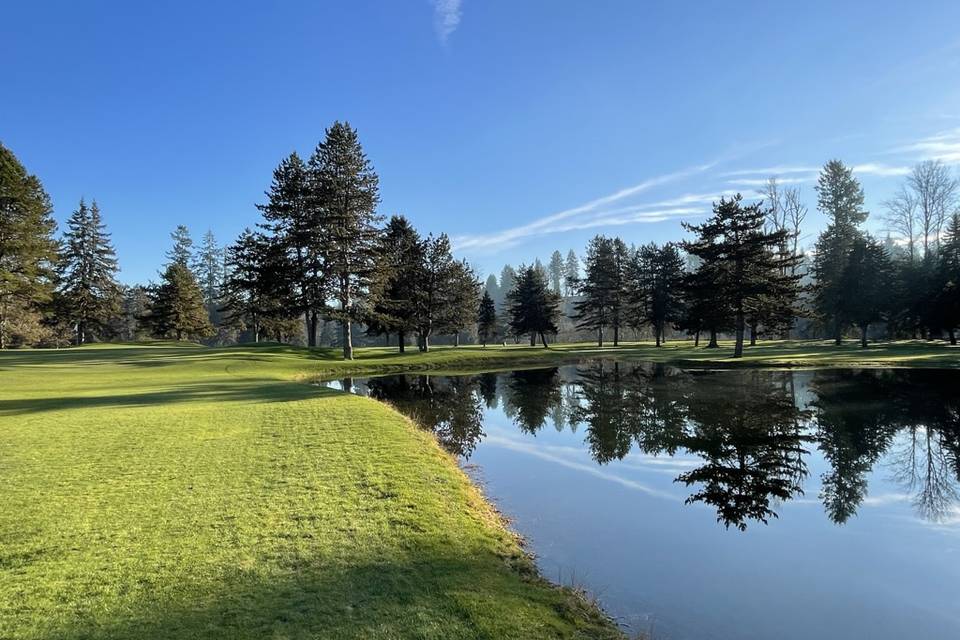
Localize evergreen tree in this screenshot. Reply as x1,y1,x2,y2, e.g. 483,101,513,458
477,290,497,346
149,262,213,341
812,160,868,344
439,259,481,345
0,142,59,348
257,151,324,346
166,224,194,269
679,257,731,347
309,121,381,360
368,215,422,352
842,234,893,347
934,214,960,343
498,265,517,310
412,233,456,352
548,250,564,293
628,242,685,346
483,273,500,305
57,199,120,344
573,236,626,346
222,228,271,342
683,194,797,358
564,249,580,296
507,264,560,347
194,230,223,311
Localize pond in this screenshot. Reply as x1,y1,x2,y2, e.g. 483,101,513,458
325,362,960,640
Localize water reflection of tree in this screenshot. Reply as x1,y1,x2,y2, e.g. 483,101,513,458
811,369,960,523
811,371,899,524
501,368,562,434
571,364,811,530
365,375,485,458
677,371,812,530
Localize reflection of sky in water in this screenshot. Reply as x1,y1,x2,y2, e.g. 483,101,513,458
328,366,960,640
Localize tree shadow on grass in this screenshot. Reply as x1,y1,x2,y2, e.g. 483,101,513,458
37,554,621,640
0,380,340,416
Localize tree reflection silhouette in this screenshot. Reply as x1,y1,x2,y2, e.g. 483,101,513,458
365,375,485,458
357,365,960,528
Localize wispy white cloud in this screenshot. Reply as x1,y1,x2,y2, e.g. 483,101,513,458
483,434,680,500
727,176,814,187
851,163,911,177
431,0,462,44
892,127,960,165
451,163,716,251
721,165,820,177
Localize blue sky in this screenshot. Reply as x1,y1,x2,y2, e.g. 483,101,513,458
3,1,960,284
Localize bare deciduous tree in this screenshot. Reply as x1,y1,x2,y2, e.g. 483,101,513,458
907,160,959,259
883,185,919,263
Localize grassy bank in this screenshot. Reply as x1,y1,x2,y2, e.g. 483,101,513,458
302,338,960,379
0,344,622,639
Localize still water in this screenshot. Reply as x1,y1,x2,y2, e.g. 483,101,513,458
327,362,960,639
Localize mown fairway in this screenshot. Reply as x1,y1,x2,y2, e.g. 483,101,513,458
0,344,621,640
1,339,956,640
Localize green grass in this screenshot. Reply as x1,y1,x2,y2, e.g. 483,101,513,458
2,338,956,639
300,338,960,379
1,344,622,640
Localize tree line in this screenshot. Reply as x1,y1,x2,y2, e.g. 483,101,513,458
2,129,959,358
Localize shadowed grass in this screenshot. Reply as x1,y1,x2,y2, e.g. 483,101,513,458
0,344,623,639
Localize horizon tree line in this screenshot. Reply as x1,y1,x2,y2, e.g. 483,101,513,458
2,132,959,356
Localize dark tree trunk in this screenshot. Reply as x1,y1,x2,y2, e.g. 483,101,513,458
749,322,757,347
860,323,869,348
734,309,745,358
342,319,353,360
530,333,536,347
834,317,843,346
694,329,700,347
305,312,314,347
454,332,460,347
949,328,957,345
540,332,549,348
613,324,619,347
398,330,406,353
707,328,718,348
655,325,661,347
597,327,603,348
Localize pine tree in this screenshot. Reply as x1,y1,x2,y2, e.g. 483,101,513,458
412,233,456,352
309,122,382,360
564,250,580,296
477,290,497,346
194,230,223,312
0,143,59,348
812,160,868,344
683,194,796,358
149,262,213,341
57,199,120,344
628,242,685,346
573,236,623,346
498,265,517,311
222,229,270,342
842,234,893,347
548,250,564,294
507,264,560,347
257,151,325,346
439,259,481,346
367,215,422,352
166,225,194,269
934,214,960,343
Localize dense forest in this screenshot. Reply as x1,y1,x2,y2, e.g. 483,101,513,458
2,124,959,358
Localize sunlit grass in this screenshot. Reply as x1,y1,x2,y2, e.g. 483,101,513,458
0,344,622,639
